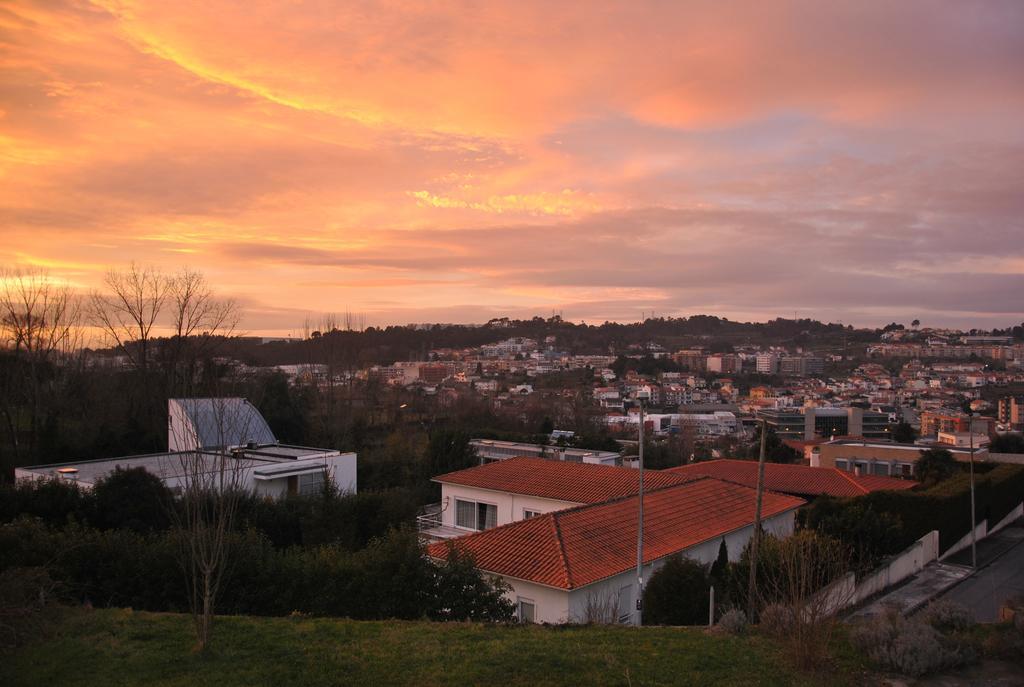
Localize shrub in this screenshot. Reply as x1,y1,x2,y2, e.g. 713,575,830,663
0,478,90,526
916,449,958,486
642,555,711,626
850,611,902,656
0,566,57,648
716,608,747,635
92,467,171,533
886,621,950,677
851,612,976,677
759,603,795,637
920,600,973,633
431,545,514,622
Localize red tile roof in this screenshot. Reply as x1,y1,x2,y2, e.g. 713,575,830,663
664,459,917,498
433,456,691,504
427,478,805,590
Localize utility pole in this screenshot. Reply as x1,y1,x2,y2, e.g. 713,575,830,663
969,410,977,569
635,396,646,626
747,418,768,619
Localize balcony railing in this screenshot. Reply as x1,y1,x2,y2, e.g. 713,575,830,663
416,502,466,543
416,502,443,531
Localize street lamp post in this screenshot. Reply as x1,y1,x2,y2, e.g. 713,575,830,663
635,394,646,626
968,410,977,569
747,418,768,619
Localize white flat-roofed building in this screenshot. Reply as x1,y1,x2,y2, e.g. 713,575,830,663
469,439,620,466
15,446,357,498
15,398,357,498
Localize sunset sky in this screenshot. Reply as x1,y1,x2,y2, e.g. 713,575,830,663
2,1,1023,334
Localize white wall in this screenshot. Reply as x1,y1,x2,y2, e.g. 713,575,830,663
328,452,358,494
439,484,580,530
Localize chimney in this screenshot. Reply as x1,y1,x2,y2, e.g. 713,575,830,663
57,467,79,482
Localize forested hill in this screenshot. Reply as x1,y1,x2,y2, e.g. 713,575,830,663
204,316,871,367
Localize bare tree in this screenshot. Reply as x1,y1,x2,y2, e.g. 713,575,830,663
165,397,257,651
0,268,83,466
579,590,621,624
169,268,238,341
89,263,169,372
163,269,240,393
90,265,239,394
756,531,853,670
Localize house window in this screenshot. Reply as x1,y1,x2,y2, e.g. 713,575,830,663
835,459,848,471
518,598,536,623
455,499,497,530
872,462,890,476
298,471,325,496
523,509,541,519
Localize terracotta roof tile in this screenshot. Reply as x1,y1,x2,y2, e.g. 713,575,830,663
664,459,917,498
433,456,691,504
428,477,805,590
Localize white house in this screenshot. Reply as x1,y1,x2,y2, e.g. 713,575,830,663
420,457,689,540
428,477,804,624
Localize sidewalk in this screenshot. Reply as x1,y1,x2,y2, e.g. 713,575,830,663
848,520,1024,621
848,561,973,620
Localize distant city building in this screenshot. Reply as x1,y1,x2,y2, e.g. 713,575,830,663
706,354,741,374
469,439,620,466
672,349,707,371
757,407,892,441
936,432,990,448
778,355,824,376
961,335,1013,345
418,363,450,385
815,438,987,478
755,353,779,374
997,396,1024,431
919,409,994,437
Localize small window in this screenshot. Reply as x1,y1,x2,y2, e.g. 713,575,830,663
835,459,848,471
298,471,325,496
523,509,541,519
518,598,536,623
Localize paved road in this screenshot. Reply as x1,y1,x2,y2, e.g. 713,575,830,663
938,522,1024,622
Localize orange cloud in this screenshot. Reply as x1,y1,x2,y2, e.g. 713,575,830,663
0,1,1022,331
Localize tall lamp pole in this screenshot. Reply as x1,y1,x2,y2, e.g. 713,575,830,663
747,418,768,619
968,410,977,569
635,394,646,626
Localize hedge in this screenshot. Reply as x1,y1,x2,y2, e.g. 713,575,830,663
0,518,512,621
800,463,1024,569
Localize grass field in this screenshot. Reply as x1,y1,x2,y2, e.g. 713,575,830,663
1,608,874,687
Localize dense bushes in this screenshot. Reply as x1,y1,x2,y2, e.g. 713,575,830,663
801,464,1024,567
0,471,423,552
0,518,512,622
850,606,976,677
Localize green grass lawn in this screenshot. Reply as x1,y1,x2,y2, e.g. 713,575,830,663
1,608,872,687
